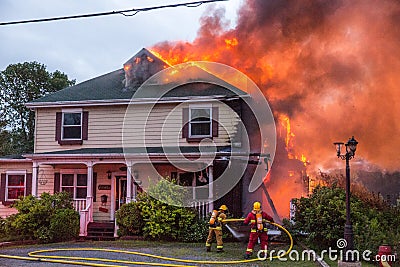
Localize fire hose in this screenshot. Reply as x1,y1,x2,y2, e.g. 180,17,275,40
0,220,293,266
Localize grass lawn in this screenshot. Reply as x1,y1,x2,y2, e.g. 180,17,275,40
1,239,346,266
89,239,321,266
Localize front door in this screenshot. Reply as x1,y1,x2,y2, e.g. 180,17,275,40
116,176,127,210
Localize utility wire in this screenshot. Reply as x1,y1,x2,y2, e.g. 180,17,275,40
0,0,228,26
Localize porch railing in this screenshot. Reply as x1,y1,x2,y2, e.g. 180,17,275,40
191,200,211,219
73,199,87,212
79,197,93,236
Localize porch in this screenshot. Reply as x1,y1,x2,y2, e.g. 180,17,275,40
31,157,217,237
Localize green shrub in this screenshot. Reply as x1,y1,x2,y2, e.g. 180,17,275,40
293,185,400,254
5,191,79,243
137,192,199,241
116,201,144,236
181,218,209,242
116,178,206,242
49,209,80,242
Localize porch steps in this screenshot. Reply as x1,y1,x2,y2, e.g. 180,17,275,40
86,222,116,241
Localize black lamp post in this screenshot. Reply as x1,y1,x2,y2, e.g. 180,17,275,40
334,136,358,262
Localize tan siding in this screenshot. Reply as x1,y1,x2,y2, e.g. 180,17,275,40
0,206,17,218
35,102,240,153
0,162,32,173
37,165,55,195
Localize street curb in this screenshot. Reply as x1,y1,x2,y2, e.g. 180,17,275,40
0,240,37,248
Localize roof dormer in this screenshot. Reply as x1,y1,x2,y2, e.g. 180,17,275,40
123,48,169,89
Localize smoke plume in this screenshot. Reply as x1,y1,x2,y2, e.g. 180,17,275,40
151,0,400,216
152,0,400,171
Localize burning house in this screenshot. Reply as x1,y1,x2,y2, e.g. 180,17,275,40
2,0,400,238
0,48,281,237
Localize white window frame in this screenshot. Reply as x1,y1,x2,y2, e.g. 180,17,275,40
5,170,26,201
61,108,83,141
189,105,212,138
60,170,87,200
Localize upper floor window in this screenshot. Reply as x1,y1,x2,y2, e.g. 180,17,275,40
189,108,212,137
182,105,218,142
55,110,88,145
62,112,82,140
6,172,26,201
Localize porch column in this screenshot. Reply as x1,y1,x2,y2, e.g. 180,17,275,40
32,162,38,197
126,162,132,203
86,162,93,198
208,164,214,212
86,162,93,222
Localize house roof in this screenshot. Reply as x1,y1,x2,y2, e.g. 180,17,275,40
0,154,31,162
28,48,248,108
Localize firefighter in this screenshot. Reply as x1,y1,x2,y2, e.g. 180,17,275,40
243,201,274,259
206,205,228,252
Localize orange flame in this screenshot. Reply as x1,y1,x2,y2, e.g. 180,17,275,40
224,38,238,49
148,49,173,66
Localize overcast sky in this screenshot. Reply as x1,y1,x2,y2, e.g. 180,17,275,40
0,0,242,83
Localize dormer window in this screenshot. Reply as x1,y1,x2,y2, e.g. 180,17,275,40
62,112,82,140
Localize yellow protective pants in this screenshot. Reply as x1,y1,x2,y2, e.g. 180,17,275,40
206,228,223,250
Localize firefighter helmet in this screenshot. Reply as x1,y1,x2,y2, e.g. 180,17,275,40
219,205,228,211
253,201,261,211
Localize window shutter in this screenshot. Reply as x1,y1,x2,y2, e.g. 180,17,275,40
26,173,32,196
93,172,97,202
182,108,189,138
54,173,60,193
212,107,219,137
82,111,89,140
55,112,62,141
0,174,5,203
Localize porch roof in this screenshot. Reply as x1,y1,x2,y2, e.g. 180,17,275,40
27,146,233,159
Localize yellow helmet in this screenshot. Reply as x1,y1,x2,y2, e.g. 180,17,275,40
253,201,261,211
219,205,228,211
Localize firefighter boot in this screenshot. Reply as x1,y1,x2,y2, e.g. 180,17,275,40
244,253,252,260
217,247,224,253
206,246,211,252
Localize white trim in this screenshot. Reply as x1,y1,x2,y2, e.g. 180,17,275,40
188,103,213,108
0,159,31,163
25,96,248,109
60,172,88,200
60,169,87,174
61,108,83,112
61,111,83,141
6,170,27,175
189,106,212,138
